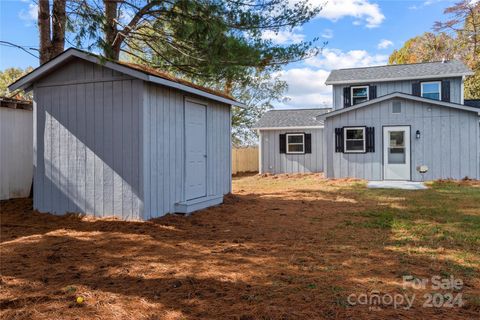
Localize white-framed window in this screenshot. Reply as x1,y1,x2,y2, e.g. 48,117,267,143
421,81,441,100
351,86,369,105
344,127,366,153
286,133,305,154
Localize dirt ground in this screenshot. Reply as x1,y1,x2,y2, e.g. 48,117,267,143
1,173,479,319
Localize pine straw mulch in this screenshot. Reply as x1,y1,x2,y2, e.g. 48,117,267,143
1,174,479,319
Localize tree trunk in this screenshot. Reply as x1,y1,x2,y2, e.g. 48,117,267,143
38,0,51,64
38,0,66,64
51,0,66,58
108,1,158,60
225,77,233,95
104,0,119,60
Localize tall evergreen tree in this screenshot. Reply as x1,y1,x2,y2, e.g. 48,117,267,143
69,0,321,85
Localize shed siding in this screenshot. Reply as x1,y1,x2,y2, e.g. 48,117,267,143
325,98,479,181
259,128,324,174
33,59,144,220
332,77,462,109
142,83,231,219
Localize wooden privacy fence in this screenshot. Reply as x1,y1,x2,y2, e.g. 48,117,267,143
232,147,259,174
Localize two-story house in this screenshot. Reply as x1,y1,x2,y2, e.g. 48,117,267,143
255,60,480,181
323,60,479,181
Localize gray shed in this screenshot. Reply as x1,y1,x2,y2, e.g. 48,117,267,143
9,48,243,220
254,108,331,174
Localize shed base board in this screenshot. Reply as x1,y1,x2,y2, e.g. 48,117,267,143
175,195,224,214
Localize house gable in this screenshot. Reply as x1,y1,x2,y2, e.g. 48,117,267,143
35,58,133,87
324,92,480,119
323,93,480,181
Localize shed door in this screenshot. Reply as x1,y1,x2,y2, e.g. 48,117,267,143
185,101,207,200
383,126,411,180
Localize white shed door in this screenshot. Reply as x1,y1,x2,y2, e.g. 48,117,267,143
185,101,207,200
383,126,411,180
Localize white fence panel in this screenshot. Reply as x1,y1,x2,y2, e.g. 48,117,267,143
0,108,33,200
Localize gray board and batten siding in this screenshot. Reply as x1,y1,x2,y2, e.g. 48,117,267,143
142,83,231,219
324,96,480,181
259,128,324,174
332,77,463,110
255,108,330,174
28,56,232,220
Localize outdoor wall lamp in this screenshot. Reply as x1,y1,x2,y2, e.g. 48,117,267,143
416,130,421,139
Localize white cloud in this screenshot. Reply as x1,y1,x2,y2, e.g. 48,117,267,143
305,0,385,28
276,68,332,108
305,48,388,69
321,29,333,39
18,3,37,24
377,39,393,49
409,0,452,10
262,28,305,44
275,48,389,109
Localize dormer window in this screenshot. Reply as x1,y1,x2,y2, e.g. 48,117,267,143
351,86,369,105
421,81,441,100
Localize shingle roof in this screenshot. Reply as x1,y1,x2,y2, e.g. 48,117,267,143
117,61,235,101
254,108,331,129
0,96,32,110
325,60,473,85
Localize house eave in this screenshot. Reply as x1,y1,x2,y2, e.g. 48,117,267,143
255,126,324,130
324,92,480,119
325,72,474,85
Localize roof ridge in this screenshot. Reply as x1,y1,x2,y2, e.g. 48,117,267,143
9,47,239,105
332,60,461,72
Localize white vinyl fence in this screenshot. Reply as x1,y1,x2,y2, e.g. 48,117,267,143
0,106,33,200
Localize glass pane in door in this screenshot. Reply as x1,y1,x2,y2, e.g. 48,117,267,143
388,131,405,164
389,131,404,147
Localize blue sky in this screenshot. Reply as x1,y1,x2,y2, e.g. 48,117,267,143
0,0,458,108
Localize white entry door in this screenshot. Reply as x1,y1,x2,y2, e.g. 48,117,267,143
383,126,411,180
185,101,207,200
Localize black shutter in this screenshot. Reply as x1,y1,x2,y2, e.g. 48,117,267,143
343,87,351,107
305,133,311,153
441,80,450,102
369,85,377,100
335,128,344,152
412,82,421,96
366,127,375,152
279,134,286,153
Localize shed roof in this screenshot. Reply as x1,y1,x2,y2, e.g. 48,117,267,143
325,60,473,85
321,92,480,119
254,108,331,129
8,48,243,107
0,96,32,110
